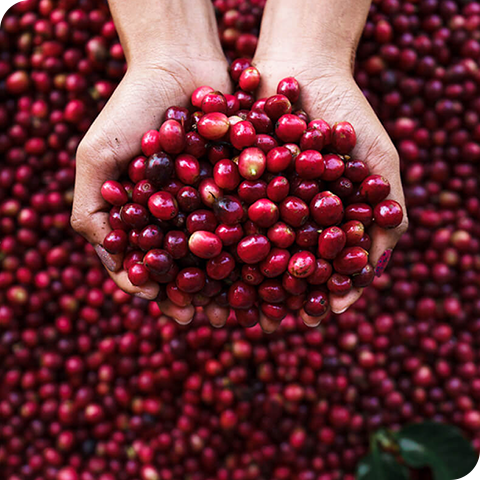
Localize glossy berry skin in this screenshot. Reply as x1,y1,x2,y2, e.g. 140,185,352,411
138,225,164,251
103,229,128,254
128,263,149,286
295,150,324,180
258,279,287,303
238,180,267,204
327,273,352,295
199,178,223,208
304,290,329,317
230,58,251,82
213,196,244,225
145,152,174,187
267,176,290,202
141,129,161,156
167,283,193,307
318,226,347,260
342,220,365,246
238,147,266,180
374,200,404,228
163,231,188,259
359,175,391,204
248,199,279,228
246,110,273,134
344,160,369,183
331,121,356,154
277,77,300,103
333,247,369,275
309,118,332,145
282,272,307,295
310,192,344,227
174,154,200,185
296,222,320,248
259,248,290,278
230,120,256,150
267,222,296,248
275,114,307,143
144,249,173,275
188,231,222,259
101,180,128,206
235,307,259,327
120,203,150,229
176,186,201,212
159,119,186,154
266,146,293,173
132,180,156,206
237,234,271,264
207,252,235,280
242,264,265,286
191,85,214,108
148,192,178,221
197,112,230,140
201,92,228,114
215,224,244,246
280,196,309,228
176,267,206,293
228,281,256,309
322,154,345,181
308,259,333,285
186,209,218,234
239,66,260,92
261,303,288,321
288,251,316,278
300,127,325,151
264,95,292,121
344,203,373,227
291,179,319,203
213,159,240,191
352,263,375,287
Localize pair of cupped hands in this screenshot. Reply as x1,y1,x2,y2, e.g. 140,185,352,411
71,25,408,333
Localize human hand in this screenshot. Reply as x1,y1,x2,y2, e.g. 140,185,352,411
71,43,232,327
253,4,408,322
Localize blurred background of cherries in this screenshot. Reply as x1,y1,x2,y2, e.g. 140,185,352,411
0,1,479,479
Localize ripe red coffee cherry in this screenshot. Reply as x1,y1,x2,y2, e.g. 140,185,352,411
101,180,128,206
318,226,347,260
282,271,308,295
167,282,193,307
295,150,325,179
237,234,271,264
230,58,251,82
176,267,206,293
242,264,265,286
277,77,300,103
374,200,404,228
248,199,279,228
163,231,188,259
309,118,332,145
300,127,325,151
141,129,161,156
344,203,373,227
304,290,329,316
144,249,174,275
264,95,292,121
230,120,256,150
308,259,333,285
159,119,186,154
275,114,307,143
352,263,375,287
259,248,290,278
148,192,178,220
176,186,201,212
214,159,241,190
145,152,174,187
327,273,352,295
191,85,214,108
359,175,391,204
128,263,149,286
235,307,259,327
261,302,288,321
207,252,235,280
258,279,287,303
138,225,164,251
333,247,369,275
228,281,257,309
132,180,156,206
280,196,309,228
199,178,223,208
246,109,273,134
344,159,369,182
331,121,356,154
201,92,228,114
103,229,128,254
296,221,320,247
120,203,150,229
268,222,296,248
288,251,316,278
215,224,244,246
341,220,365,246
238,147,266,180
186,209,218,233
238,180,268,204
267,176,290,202
188,231,222,259
197,112,230,140
214,195,244,225
266,146,293,173
174,154,200,185
322,154,345,181
239,66,260,92
310,192,344,226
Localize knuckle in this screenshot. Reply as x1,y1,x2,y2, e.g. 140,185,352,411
396,215,410,237
70,212,87,236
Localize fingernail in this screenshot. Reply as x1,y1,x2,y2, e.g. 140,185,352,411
375,249,392,277
336,307,349,314
94,245,116,272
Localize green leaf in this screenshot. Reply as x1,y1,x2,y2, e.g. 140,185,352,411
395,422,478,480
357,451,409,480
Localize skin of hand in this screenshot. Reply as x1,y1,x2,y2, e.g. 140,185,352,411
71,2,232,327
253,0,409,328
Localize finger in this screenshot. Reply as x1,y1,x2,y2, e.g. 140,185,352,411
158,300,195,325
259,313,282,334
108,269,159,300
299,307,329,327
205,303,229,328
329,288,363,315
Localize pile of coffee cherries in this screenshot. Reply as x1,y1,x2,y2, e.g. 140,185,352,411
101,66,404,323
